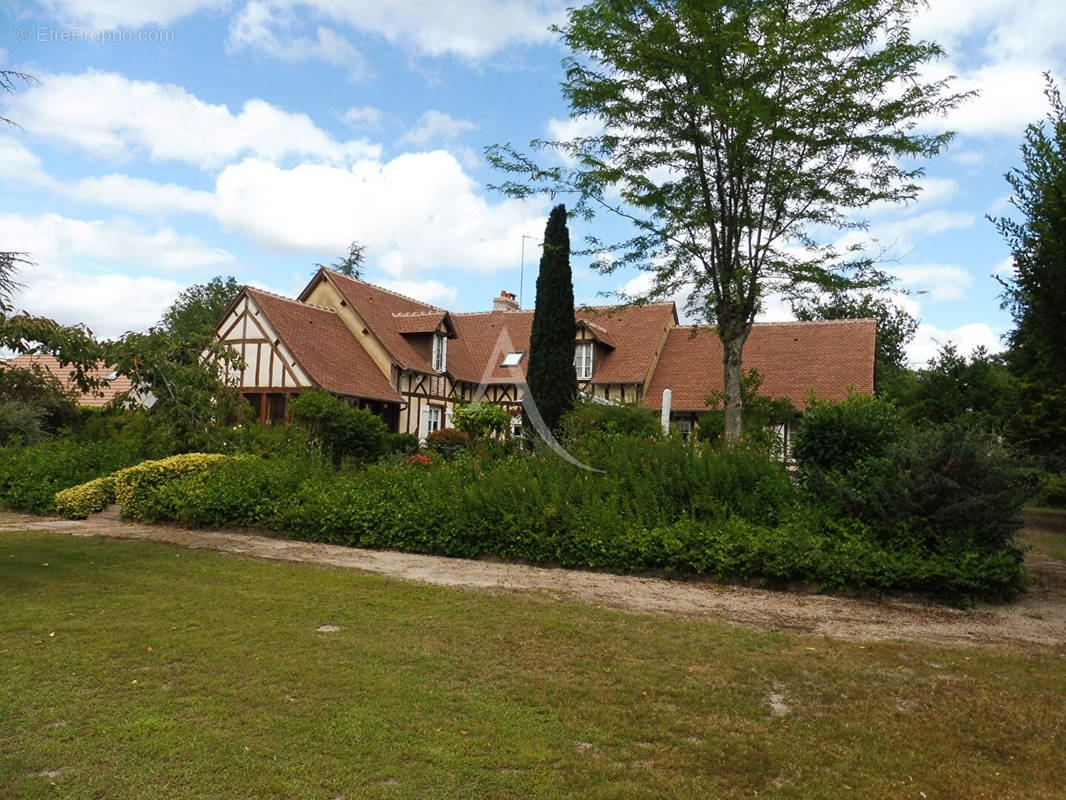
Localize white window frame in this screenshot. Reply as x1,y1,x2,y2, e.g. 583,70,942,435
432,333,448,372
427,405,442,435
501,350,524,367
574,341,593,380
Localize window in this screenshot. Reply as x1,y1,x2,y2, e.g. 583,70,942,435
574,341,593,380
432,333,448,372
501,350,524,367
428,406,442,434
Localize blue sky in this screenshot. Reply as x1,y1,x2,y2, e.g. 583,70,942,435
1,0,1062,365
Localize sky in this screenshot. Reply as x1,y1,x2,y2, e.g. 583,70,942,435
1,0,1062,367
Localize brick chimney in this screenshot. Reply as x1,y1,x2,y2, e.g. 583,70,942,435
492,290,519,312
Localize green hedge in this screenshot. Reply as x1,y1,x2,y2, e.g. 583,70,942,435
0,439,148,514
93,434,1025,602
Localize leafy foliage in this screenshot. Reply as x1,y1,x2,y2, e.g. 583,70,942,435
0,438,147,513
0,363,79,435
114,432,1023,601
992,74,1066,468
800,420,1035,555
792,392,904,473
560,397,661,439
525,204,579,433
0,401,46,447
288,389,388,466
54,475,117,519
893,343,1018,432
451,402,511,440
159,276,242,343
488,0,966,437
697,369,795,453
110,453,228,519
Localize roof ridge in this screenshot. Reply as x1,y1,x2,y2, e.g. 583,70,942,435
323,268,446,311
391,310,446,318
673,317,877,332
246,286,337,315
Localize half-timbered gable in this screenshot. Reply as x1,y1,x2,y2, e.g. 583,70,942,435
219,287,402,425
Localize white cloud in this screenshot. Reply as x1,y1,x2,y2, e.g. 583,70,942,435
227,1,369,79
213,151,546,275
375,278,457,307
908,322,1004,367
36,0,225,28
0,212,234,271
7,70,379,169
0,136,215,215
342,105,384,129
891,263,974,302
40,0,566,59
930,61,1052,139
399,110,476,147
10,265,184,339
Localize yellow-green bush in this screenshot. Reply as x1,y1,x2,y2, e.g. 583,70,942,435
54,475,117,519
112,453,228,519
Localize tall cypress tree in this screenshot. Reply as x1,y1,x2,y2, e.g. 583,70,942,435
525,204,578,433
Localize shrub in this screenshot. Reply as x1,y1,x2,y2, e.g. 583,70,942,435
0,400,46,446
0,438,147,513
137,454,321,527
386,432,420,456
801,420,1035,553
793,392,903,472
451,402,511,440
111,453,228,519
560,398,660,439
289,389,388,466
1031,471,1066,508
55,475,116,519
425,427,470,457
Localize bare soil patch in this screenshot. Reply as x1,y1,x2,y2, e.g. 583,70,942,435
4,508,1065,651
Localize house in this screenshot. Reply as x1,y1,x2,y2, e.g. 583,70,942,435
215,267,875,437
1,354,134,407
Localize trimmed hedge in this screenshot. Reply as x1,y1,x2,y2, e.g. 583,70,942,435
0,439,147,514
99,434,1026,602
55,475,117,519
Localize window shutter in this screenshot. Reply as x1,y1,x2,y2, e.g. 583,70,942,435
441,335,448,372
418,405,430,441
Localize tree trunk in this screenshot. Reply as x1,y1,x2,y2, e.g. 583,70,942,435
722,335,744,439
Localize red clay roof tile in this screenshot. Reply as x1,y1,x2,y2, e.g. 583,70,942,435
642,319,876,410
247,288,401,403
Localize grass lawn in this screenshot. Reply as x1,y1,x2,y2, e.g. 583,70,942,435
2,529,1064,799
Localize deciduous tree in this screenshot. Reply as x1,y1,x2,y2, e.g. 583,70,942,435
488,0,966,438
992,74,1066,466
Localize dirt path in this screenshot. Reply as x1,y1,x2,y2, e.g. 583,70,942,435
4,509,1065,651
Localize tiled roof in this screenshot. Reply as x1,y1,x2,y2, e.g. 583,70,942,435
447,311,535,383
642,319,876,411
247,288,401,403
577,304,676,384
2,354,132,407
307,271,441,373
445,302,677,385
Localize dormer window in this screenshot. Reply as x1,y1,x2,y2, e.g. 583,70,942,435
574,341,592,380
501,351,524,367
432,332,448,372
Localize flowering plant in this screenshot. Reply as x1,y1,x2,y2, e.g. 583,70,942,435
407,454,433,466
